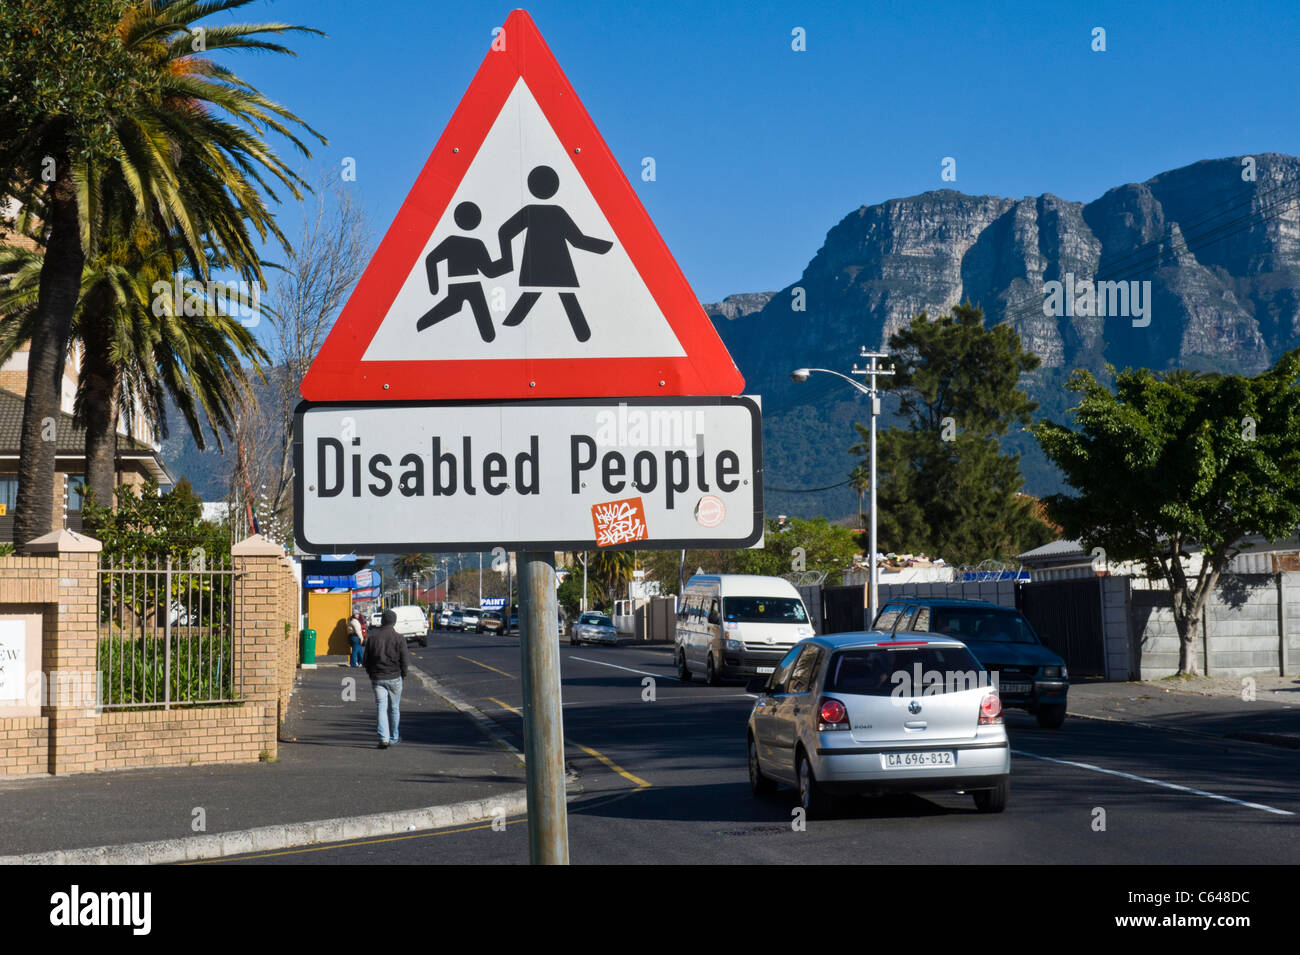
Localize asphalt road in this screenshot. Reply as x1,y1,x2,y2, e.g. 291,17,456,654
221,629,1300,865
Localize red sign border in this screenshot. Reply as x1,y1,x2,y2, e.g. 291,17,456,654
300,9,745,401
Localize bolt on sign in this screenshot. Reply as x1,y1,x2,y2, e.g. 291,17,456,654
294,10,760,553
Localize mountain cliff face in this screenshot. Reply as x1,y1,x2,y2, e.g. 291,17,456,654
707,154,1300,521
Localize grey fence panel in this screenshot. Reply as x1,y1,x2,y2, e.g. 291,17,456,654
98,556,245,710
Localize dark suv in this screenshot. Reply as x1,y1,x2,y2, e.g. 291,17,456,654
871,598,1069,728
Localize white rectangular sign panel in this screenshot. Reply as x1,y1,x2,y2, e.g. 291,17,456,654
0,621,26,702
294,397,762,552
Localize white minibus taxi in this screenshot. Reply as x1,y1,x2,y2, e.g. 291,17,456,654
675,575,814,685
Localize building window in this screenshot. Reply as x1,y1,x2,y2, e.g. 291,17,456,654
0,476,16,516
67,475,86,511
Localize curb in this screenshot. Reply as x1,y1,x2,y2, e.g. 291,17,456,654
0,789,529,865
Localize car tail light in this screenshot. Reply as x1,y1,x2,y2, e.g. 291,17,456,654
979,692,1003,725
818,697,850,731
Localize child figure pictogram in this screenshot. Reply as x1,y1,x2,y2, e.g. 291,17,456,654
416,201,510,342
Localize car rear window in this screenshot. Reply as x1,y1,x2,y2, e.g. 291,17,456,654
723,597,808,623
825,646,986,696
928,607,1039,644
580,614,612,627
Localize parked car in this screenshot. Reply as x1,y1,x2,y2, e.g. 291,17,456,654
388,605,429,648
570,612,618,646
460,608,482,632
436,608,452,629
676,574,815,686
448,609,464,631
479,610,505,635
509,611,518,633
871,598,1069,728
746,633,1010,818
369,610,384,629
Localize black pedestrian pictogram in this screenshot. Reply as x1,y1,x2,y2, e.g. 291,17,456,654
416,201,510,342
415,165,613,344
496,165,613,342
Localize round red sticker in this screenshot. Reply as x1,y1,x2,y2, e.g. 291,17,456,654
694,495,726,528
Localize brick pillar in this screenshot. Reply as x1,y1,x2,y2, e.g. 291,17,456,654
28,529,102,775
232,535,291,760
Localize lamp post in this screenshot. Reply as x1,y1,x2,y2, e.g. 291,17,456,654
791,348,893,628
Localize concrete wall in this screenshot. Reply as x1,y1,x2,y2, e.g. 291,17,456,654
1129,572,1299,678
1101,576,1130,680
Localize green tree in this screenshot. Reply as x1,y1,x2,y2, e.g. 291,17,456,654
1034,353,1300,676
636,518,861,591
557,565,586,617
83,477,230,637
393,553,434,602
0,226,268,507
0,0,323,550
587,550,634,608
854,303,1053,564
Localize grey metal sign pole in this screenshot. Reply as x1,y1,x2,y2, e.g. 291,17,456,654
518,550,569,864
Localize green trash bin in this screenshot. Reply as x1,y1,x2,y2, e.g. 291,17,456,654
300,628,317,666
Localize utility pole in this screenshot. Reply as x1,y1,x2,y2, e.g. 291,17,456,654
518,552,568,863
851,349,894,628
790,349,893,629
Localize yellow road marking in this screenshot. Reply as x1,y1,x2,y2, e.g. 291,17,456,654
486,697,650,790
572,743,651,789
458,655,517,679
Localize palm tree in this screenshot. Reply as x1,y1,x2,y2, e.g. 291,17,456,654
587,550,634,608
393,553,434,603
0,227,269,507
0,0,324,550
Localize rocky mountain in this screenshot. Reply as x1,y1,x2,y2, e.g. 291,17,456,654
707,154,1300,521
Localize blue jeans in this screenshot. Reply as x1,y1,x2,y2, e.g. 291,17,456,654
349,635,365,667
372,677,402,743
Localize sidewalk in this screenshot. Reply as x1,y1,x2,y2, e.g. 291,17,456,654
1067,674,1300,748
0,658,527,862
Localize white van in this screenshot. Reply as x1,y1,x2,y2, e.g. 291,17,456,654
675,575,814,685
388,605,429,647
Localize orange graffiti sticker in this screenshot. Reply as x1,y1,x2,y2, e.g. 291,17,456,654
591,497,650,547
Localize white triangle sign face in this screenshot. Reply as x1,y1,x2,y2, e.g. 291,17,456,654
363,80,686,363
300,10,744,401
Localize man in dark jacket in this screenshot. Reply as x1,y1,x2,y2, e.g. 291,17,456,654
363,609,411,748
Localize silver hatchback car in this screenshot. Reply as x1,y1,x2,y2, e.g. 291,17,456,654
746,633,1010,817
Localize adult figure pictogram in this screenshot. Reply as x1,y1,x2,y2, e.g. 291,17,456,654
496,165,613,342
416,201,509,342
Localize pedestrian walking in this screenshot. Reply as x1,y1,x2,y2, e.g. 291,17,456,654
363,608,410,748
348,612,366,668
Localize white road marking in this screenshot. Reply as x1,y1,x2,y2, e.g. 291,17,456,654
569,655,680,682
1012,749,1295,816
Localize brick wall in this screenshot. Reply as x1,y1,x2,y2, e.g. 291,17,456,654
95,707,271,769
0,531,301,776
0,717,48,775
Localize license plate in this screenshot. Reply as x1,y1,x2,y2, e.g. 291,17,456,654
883,751,954,769
1000,682,1032,694
756,666,775,674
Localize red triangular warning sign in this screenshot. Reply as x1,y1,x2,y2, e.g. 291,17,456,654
300,9,745,402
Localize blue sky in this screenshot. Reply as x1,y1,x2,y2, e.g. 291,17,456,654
229,0,1300,304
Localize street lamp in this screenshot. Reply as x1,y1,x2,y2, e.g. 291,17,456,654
790,348,893,628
